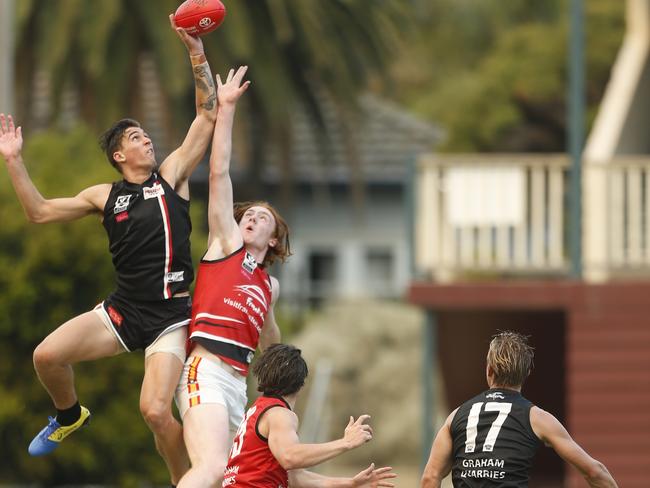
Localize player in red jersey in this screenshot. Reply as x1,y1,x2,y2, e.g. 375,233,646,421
174,67,291,488
223,343,397,488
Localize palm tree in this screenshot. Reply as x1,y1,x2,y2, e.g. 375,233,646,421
210,0,409,201
14,0,409,195
15,0,187,139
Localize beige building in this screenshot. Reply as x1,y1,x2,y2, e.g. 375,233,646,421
411,1,650,486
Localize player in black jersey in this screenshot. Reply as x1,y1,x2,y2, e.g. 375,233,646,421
0,15,217,485
421,331,618,488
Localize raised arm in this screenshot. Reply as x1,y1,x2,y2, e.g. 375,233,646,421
203,66,250,259
259,277,281,351
0,114,107,223
159,14,218,195
421,409,456,488
266,410,373,471
530,407,618,488
289,464,396,488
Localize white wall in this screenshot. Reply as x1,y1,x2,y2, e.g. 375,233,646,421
274,189,410,304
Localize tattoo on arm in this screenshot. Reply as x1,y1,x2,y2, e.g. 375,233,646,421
193,63,216,111
201,93,217,111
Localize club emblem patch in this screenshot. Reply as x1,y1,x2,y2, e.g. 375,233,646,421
242,252,258,274
114,195,133,214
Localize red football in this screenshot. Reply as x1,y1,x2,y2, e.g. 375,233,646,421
174,0,226,36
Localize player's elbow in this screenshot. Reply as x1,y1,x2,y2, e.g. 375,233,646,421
276,451,305,471
277,456,300,471
584,460,616,487
420,469,443,488
26,211,41,223
260,330,280,352
199,108,217,124
27,197,62,223
26,206,50,224
208,166,229,183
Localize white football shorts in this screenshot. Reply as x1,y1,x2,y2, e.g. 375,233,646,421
175,354,247,431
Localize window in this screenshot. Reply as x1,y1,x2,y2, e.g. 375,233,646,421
366,248,394,296
308,250,337,306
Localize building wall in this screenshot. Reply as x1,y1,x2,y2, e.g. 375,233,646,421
409,281,650,487
566,284,650,488
277,185,410,305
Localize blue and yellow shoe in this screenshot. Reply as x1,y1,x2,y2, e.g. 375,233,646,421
28,406,91,456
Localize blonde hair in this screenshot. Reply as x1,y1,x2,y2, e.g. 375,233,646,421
487,331,534,388
233,201,291,268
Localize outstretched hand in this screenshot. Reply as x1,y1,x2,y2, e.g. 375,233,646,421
352,463,397,488
216,67,251,107
169,13,204,56
343,415,374,449
0,114,23,162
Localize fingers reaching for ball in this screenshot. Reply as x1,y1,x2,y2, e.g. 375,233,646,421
216,66,251,107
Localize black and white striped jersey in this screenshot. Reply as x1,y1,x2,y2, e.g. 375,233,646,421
450,389,540,487
102,172,193,301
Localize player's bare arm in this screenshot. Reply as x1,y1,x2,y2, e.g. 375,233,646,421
265,410,373,470
530,407,618,488
421,409,457,488
288,464,396,488
159,14,218,196
1,114,108,222
258,277,281,350
204,66,251,259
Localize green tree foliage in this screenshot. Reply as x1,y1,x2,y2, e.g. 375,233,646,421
14,0,406,196
9,0,412,213
15,0,190,129
15,0,403,124
0,126,207,484
393,0,624,151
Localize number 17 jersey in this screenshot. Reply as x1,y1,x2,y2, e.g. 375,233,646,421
450,389,540,487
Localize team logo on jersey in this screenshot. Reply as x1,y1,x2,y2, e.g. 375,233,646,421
234,285,269,311
143,182,165,200
114,194,133,214
242,252,258,273
246,351,254,364
486,392,505,400
166,271,185,283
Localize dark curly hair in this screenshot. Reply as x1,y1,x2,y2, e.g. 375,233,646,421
253,344,308,397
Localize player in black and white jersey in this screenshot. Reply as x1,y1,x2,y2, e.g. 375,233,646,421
421,331,618,488
0,15,217,486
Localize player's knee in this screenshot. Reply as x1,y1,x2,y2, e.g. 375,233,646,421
140,398,172,431
32,342,60,370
